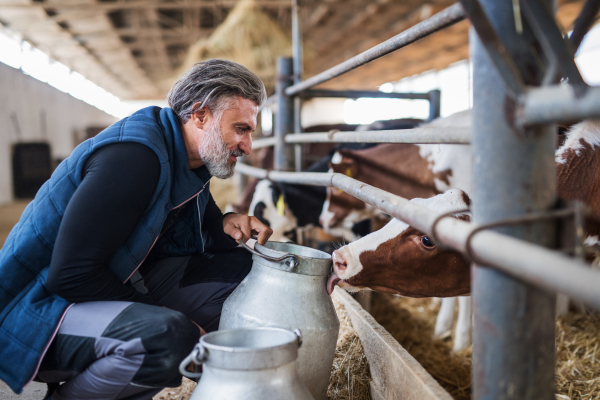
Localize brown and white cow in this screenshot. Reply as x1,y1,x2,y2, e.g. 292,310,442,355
328,189,472,297
320,110,472,233
556,120,600,253
328,119,600,314
320,111,473,349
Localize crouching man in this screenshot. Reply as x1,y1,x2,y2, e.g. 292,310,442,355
0,59,272,399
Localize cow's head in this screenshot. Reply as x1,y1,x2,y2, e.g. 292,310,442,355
248,180,297,242
328,189,472,298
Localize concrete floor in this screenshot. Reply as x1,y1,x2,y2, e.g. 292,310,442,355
0,200,47,399
0,381,47,400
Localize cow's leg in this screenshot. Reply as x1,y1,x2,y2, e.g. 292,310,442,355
453,296,473,352
556,294,570,316
430,297,442,309
434,297,455,339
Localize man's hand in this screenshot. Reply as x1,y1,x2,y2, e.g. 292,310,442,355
223,214,273,245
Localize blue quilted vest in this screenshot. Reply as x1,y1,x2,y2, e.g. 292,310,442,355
0,106,212,393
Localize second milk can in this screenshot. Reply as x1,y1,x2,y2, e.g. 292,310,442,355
180,327,313,400
219,240,340,400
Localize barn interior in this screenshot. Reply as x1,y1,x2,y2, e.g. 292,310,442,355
1,0,600,399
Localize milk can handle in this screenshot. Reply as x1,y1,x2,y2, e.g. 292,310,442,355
293,328,303,348
179,342,206,379
238,235,300,271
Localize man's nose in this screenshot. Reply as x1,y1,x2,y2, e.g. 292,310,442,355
239,135,252,155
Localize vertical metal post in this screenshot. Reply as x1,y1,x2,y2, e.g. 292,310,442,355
275,56,295,171
292,0,303,171
471,1,556,400
427,89,441,121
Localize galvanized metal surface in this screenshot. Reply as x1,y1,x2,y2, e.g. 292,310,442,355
300,89,431,100
186,328,313,400
428,89,441,121
543,0,600,85
275,57,295,171
250,127,471,149
458,0,525,97
233,163,600,311
251,137,277,149
520,0,586,95
471,0,556,398
292,0,303,172
285,127,471,144
333,288,453,400
284,3,466,96
219,241,339,400
520,85,600,125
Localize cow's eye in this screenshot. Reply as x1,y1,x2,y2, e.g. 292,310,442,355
420,236,435,248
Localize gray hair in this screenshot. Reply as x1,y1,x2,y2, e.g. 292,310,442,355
167,59,267,123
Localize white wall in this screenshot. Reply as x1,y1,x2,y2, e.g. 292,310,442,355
0,62,117,205
301,98,346,127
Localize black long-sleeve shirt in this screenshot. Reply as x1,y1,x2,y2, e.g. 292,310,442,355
45,143,231,304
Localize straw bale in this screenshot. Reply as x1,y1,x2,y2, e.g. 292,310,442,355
179,0,292,88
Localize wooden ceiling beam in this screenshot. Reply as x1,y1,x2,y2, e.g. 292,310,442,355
0,0,290,10
73,27,214,41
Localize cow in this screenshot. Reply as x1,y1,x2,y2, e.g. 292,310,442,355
328,189,471,296
320,110,472,233
327,119,600,341
247,119,424,242
319,110,473,350
556,119,600,260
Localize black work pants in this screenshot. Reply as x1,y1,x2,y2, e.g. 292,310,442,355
36,249,252,400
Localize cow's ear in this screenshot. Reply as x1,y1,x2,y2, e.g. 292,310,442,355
343,159,359,178
271,184,281,206
338,149,354,158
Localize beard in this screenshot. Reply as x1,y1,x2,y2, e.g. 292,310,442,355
198,121,244,179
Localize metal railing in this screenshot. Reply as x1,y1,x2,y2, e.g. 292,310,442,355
235,1,600,399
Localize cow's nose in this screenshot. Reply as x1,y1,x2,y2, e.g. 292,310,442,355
332,251,348,273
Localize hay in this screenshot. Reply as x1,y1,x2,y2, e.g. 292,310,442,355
370,293,471,400
153,298,371,400
371,293,600,400
179,0,292,88
556,311,600,399
329,295,372,400
153,378,196,400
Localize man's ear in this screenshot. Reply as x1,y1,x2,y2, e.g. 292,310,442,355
190,103,211,129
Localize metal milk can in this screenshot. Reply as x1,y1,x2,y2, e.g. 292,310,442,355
219,240,340,400
180,327,313,400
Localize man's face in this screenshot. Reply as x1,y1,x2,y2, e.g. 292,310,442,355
188,96,257,178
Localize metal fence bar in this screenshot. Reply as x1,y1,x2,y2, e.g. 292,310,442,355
519,84,600,125
259,94,276,111
250,127,471,148
285,3,465,96
233,163,600,310
285,127,471,144
300,89,431,99
428,89,441,121
275,57,295,170
252,137,277,149
471,1,556,398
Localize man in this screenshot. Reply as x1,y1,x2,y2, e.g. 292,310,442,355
0,59,273,399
